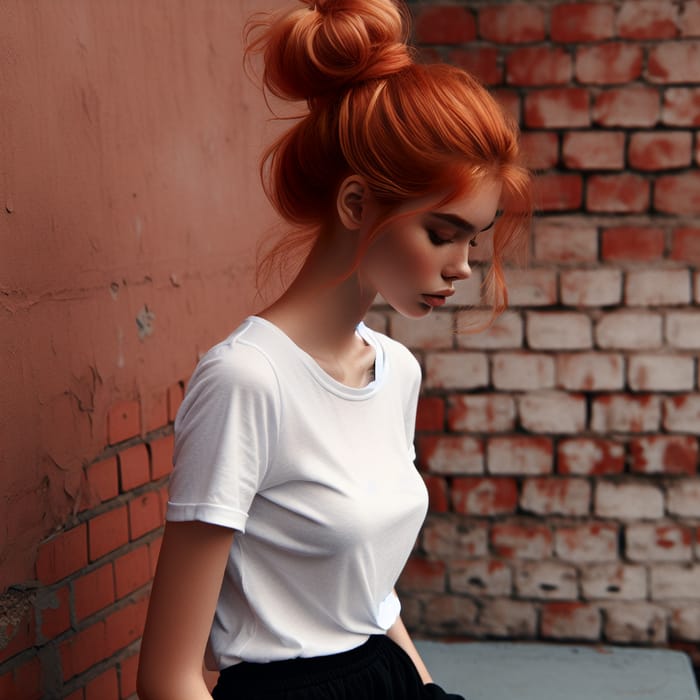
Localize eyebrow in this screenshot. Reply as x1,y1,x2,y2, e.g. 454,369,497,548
430,212,496,233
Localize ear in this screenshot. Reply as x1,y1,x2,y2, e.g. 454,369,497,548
336,175,370,231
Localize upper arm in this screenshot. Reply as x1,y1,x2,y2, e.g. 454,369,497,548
137,520,234,700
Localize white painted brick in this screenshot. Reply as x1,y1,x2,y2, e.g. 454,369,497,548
424,352,489,390
477,599,537,637
554,523,618,562
514,561,578,600
421,516,488,559
625,269,691,306
448,394,516,432
591,395,661,433
667,479,700,517
534,219,598,263
556,352,624,391
561,269,622,307
604,602,668,643
581,563,647,600
445,269,483,307
389,311,453,348
663,395,700,434
666,311,700,349
491,520,553,559
557,438,625,476
521,478,591,516
541,602,601,640
651,564,700,600
595,482,664,520
596,311,663,350
492,352,556,390
364,310,388,333
418,435,484,474
630,435,698,475
422,595,479,636
625,523,693,562
628,355,695,391
487,436,553,475
504,268,558,306
519,392,587,434
456,311,523,349
527,312,593,350
449,559,512,596
670,604,700,641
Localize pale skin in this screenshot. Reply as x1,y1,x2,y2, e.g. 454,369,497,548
137,175,502,700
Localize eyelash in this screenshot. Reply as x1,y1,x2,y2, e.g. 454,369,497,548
427,229,478,247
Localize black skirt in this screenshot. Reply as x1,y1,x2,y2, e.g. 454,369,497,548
212,634,430,700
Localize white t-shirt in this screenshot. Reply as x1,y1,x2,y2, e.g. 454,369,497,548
166,316,428,670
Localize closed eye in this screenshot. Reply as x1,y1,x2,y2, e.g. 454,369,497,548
427,228,454,246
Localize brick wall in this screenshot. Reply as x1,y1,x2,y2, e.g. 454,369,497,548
391,0,700,666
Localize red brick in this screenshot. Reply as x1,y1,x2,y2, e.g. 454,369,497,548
414,6,476,44
521,478,590,516
424,352,488,390
118,443,150,492
167,382,184,422
149,433,175,480
0,601,34,664
625,270,691,306
85,667,119,700
107,400,140,445
36,525,88,585
65,691,83,700
119,653,139,699
558,438,625,476
541,602,601,640
37,585,71,642
618,0,678,39
593,87,660,127
452,477,518,515
595,482,664,519
88,506,129,561
491,520,552,559
671,227,700,264
73,562,115,621
592,394,661,433
448,394,516,433
487,436,553,475
398,558,446,593
478,4,545,43
626,523,693,562
555,523,618,562
450,559,512,596
128,490,163,540
682,0,700,36
60,620,108,681
114,544,151,598
104,596,149,657
655,172,700,214
492,352,555,391
602,226,665,261
587,174,650,213
149,535,163,576
448,48,502,85
492,89,521,123
664,394,700,434
520,131,559,171
556,353,624,391
423,475,449,513
648,42,700,83
525,88,590,128
628,355,694,392
534,173,583,211
1,657,42,700
575,43,642,84
560,269,622,307
662,88,700,126
534,220,598,263
417,435,484,474
84,457,119,506
143,389,168,434
551,3,615,42
562,131,625,170
416,396,445,432
506,47,571,86
629,131,692,171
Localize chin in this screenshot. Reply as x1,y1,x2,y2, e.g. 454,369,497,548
393,303,433,320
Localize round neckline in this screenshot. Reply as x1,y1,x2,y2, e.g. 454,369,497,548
247,316,387,400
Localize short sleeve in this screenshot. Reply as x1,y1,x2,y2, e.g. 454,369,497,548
166,340,280,532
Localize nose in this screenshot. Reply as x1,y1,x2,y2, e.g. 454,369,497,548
443,242,472,281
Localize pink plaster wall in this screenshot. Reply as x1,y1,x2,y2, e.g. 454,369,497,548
0,0,287,592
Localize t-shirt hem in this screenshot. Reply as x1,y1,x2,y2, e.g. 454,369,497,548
166,501,248,532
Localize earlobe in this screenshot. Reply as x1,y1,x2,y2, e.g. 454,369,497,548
336,176,369,230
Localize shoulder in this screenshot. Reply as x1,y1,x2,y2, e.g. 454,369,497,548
361,322,421,380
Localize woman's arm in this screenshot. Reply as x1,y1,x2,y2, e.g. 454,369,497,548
386,609,433,684
137,520,234,700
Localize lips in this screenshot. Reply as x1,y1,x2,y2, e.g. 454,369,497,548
422,294,448,307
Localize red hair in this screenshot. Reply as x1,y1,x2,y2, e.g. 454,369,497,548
247,0,532,317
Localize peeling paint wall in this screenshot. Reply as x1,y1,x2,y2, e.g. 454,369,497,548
0,0,286,592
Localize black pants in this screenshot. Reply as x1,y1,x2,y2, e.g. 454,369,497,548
212,635,430,700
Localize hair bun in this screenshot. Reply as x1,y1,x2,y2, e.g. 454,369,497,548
248,0,412,102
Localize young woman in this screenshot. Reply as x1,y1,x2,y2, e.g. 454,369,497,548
137,1,531,699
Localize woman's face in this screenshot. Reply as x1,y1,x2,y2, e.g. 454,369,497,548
358,178,502,318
